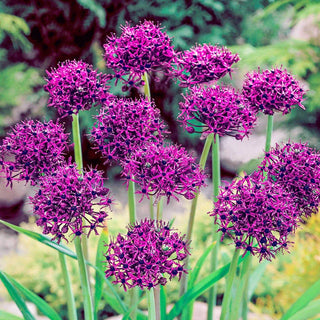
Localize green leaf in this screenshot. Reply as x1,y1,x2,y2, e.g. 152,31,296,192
94,228,108,319
1,272,62,320
160,286,167,320
287,299,320,320
0,310,24,320
248,261,269,299
281,278,320,320
0,272,35,320
188,242,216,288
0,219,128,315
167,254,249,319
76,0,106,27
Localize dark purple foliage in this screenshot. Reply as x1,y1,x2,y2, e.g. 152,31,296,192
178,85,257,139
30,163,112,243
105,219,190,291
122,142,206,203
209,173,300,261
90,97,167,164
44,60,111,117
260,141,320,218
242,67,306,115
0,120,69,187
103,20,175,89
171,43,240,87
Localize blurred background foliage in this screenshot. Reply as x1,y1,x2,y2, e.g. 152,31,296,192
4,0,320,154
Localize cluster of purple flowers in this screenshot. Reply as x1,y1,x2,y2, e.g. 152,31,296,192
172,43,240,87
179,85,257,139
259,142,320,218
90,97,167,164
30,163,112,243
242,67,305,115
104,20,175,89
0,120,69,187
210,173,299,261
105,219,190,291
44,60,111,117
122,143,206,203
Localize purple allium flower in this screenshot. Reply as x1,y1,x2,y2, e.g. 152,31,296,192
105,219,190,291
122,143,206,203
178,85,257,140
259,141,320,218
242,67,306,115
209,173,300,261
90,97,167,164
30,163,112,243
171,43,240,87
44,60,111,117
0,120,69,187
103,20,175,89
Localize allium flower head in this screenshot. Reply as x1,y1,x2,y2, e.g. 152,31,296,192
44,60,111,117
242,67,306,115
90,97,167,164
30,163,112,243
171,43,240,87
179,85,257,140
259,141,320,218
103,20,175,89
209,173,300,261
105,219,190,291
0,120,69,187
122,143,206,203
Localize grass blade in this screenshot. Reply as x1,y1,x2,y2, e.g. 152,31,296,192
0,271,35,320
287,299,320,320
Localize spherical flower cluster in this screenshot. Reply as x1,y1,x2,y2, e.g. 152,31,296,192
122,143,206,203
0,120,69,187
259,141,320,218
103,20,175,89
171,43,240,87
178,85,257,140
30,163,112,243
105,219,190,291
90,97,167,164
242,67,306,115
44,60,111,117
209,173,300,261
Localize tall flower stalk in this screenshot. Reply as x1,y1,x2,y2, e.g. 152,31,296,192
207,135,221,320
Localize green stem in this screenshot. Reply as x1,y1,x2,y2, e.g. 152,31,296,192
59,252,78,320
128,179,137,225
149,196,155,220
265,115,273,153
143,72,151,101
148,288,156,320
220,249,241,320
74,237,94,320
72,114,83,172
128,179,138,320
157,198,163,220
154,287,161,320
179,133,214,312
241,255,252,320
230,255,252,320
207,135,222,320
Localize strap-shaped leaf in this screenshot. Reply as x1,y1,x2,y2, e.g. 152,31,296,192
1,272,62,320
167,253,249,320
0,272,35,320
0,310,24,320
286,299,320,320
281,278,320,320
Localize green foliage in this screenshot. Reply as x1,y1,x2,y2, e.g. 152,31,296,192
76,0,106,27
0,12,31,50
